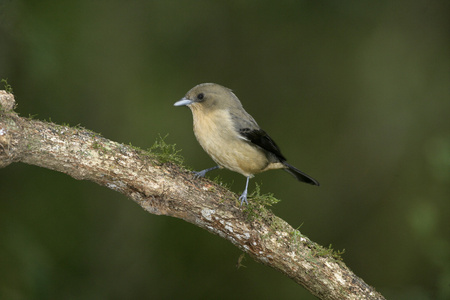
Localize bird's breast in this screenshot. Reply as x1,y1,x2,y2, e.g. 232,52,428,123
191,109,280,177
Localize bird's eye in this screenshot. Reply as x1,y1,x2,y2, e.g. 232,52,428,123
197,93,204,100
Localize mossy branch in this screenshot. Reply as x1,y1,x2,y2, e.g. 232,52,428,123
0,90,385,300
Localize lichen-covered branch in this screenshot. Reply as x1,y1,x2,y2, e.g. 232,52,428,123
0,91,385,300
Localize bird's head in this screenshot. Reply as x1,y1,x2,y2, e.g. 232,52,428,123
174,83,243,112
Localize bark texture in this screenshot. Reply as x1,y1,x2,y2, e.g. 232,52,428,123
0,91,385,300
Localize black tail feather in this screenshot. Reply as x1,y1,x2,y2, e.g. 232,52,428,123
283,162,320,186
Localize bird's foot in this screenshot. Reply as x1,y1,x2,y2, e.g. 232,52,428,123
239,191,248,206
193,166,220,179
193,170,207,178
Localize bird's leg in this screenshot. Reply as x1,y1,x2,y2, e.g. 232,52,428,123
239,176,250,206
193,165,220,178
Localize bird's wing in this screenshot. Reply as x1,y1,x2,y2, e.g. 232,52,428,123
230,110,286,161
238,127,286,161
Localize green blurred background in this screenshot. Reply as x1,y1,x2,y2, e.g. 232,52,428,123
1,0,449,299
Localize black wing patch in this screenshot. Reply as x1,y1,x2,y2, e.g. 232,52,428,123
239,128,286,161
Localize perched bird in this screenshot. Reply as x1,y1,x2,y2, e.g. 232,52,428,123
174,83,319,205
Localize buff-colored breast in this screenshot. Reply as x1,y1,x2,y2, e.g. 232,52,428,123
191,107,283,177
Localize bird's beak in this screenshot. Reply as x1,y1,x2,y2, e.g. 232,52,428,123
174,98,194,107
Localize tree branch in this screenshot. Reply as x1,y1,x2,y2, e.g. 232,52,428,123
0,91,385,300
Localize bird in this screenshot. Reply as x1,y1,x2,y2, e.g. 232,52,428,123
174,83,319,205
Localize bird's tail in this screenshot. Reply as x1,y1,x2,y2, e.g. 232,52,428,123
283,162,320,186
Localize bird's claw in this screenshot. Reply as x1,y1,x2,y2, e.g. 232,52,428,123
239,192,248,206
193,166,220,179
193,170,206,178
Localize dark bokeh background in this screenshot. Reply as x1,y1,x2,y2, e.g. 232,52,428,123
1,1,449,299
